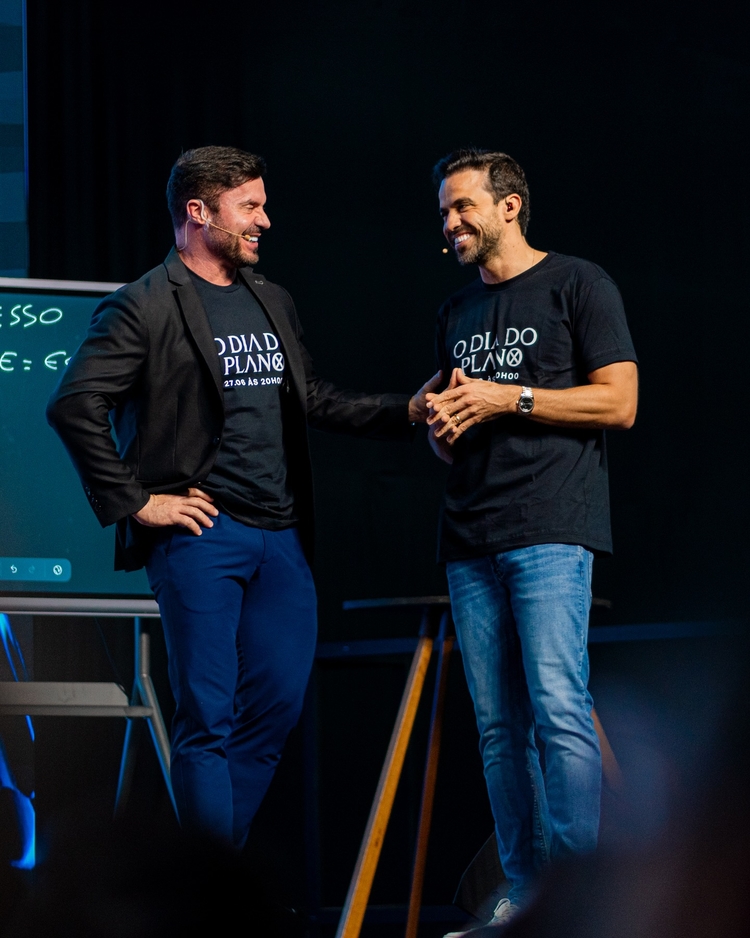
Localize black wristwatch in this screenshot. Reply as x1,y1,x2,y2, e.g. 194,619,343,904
517,386,535,415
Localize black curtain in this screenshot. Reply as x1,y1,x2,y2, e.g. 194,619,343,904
22,0,750,910
27,0,750,628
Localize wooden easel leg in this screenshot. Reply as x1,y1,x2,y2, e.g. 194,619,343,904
405,611,454,938
334,613,436,938
592,707,623,791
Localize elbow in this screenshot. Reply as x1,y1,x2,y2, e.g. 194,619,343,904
46,390,81,437
610,384,638,430
613,403,637,430
45,394,62,430
46,391,74,432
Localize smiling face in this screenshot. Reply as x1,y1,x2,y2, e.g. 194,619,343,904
204,176,270,269
439,168,506,267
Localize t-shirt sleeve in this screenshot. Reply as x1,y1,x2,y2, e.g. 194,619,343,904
574,276,638,374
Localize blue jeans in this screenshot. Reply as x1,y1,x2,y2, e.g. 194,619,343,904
447,544,600,906
146,513,317,849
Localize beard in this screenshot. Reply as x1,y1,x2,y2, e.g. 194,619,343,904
207,226,258,269
456,219,504,267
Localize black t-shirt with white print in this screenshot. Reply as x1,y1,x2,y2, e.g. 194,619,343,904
189,270,297,530
435,252,637,562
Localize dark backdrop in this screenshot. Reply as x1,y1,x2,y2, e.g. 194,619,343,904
27,0,749,629
21,0,749,926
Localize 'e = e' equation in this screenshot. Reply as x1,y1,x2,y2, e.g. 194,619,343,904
0,351,71,373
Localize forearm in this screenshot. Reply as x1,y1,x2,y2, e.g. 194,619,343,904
45,298,153,523
462,382,635,431
427,362,638,442
301,336,412,439
526,382,637,430
306,378,412,439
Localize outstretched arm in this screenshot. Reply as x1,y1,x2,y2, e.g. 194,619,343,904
301,326,442,437
426,361,638,444
408,371,443,422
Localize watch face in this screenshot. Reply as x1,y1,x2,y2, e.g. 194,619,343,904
518,390,534,413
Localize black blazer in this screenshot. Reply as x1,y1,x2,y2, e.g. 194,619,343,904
47,249,411,570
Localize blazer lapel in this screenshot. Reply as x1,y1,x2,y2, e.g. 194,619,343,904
163,249,223,399
238,269,307,403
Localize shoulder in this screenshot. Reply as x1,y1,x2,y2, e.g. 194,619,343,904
543,252,619,291
244,271,299,323
129,260,174,296
97,261,172,315
249,272,294,304
84,261,180,346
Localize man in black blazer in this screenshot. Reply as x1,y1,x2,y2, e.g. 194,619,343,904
47,146,437,848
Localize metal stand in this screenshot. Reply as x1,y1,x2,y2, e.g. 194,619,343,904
114,617,176,816
0,598,175,816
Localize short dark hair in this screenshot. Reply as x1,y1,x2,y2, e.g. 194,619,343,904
166,146,267,228
432,148,530,236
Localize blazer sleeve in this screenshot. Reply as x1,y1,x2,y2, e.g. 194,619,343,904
280,290,412,440
46,295,151,526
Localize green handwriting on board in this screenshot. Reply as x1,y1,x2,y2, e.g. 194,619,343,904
0,302,73,374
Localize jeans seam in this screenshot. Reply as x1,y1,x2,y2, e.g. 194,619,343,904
576,548,588,712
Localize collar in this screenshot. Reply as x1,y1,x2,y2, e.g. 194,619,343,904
164,246,261,287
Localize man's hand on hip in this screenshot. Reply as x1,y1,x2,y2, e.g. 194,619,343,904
408,370,443,423
132,488,219,536
426,368,517,443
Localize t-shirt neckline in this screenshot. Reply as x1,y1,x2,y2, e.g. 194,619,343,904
187,267,244,294
481,251,555,292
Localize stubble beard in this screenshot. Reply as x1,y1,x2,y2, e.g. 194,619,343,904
456,219,504,267
209,226,258,269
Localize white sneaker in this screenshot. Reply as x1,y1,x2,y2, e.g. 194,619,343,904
444,898,518,937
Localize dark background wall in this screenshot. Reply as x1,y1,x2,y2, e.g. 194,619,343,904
26,0,749,631
19,0,749,929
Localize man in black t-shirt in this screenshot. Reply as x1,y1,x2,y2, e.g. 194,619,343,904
47,147,439,849
424,150,638,934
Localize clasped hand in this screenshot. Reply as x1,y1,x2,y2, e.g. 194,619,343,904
426,368,518,445
132,488,219,536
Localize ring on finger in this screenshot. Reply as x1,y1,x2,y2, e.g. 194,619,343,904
452,413,462,426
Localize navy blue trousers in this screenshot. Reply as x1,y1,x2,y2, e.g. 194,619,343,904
146,513,317,848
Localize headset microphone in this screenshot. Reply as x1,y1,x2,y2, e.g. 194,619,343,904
197,200,256,243
206,221,254,243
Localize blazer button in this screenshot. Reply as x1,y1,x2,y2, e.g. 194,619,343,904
212,436,221,446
